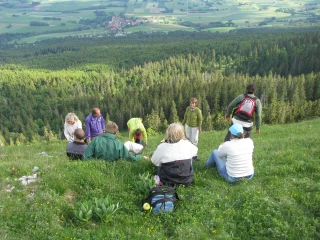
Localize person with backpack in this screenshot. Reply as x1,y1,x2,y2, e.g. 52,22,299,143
224,84,262,142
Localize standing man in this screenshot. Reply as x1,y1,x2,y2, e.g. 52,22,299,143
85,108,105,143
66,128,88,160
182,97,203,146
224,83,262,141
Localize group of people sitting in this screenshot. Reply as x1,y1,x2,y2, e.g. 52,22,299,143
65,115,254,186
64,84,260,185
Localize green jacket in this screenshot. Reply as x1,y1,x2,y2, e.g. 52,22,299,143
82,133,142,161
127,118,147,144
182,107,202,130
226,94,262,130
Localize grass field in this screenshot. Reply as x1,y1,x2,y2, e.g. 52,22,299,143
1,0,319,43
0,118,319,239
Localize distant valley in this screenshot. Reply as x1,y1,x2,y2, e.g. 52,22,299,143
0,0,319,43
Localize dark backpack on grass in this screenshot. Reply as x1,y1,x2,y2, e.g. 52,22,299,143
234,94,258,120
144,186,179,213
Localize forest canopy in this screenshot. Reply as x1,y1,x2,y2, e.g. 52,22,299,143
0,29,320,144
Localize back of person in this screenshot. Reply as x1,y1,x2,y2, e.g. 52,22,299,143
151,123,198,186
66,142,87,160
222,138,254,178
66,128,87,160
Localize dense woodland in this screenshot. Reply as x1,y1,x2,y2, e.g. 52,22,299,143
0,29,320,144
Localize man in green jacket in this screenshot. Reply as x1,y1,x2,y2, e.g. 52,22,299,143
182,97,203,146
224,83,262,141
82,121,145,161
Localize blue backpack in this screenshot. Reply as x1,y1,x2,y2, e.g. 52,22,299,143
144,186,179,213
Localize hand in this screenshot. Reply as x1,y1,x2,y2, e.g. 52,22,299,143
256,129,261,134
225,116,230,121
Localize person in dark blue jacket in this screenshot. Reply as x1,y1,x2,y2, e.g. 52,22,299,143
85,108,105,143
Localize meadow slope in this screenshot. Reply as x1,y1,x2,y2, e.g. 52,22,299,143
0,119,319,239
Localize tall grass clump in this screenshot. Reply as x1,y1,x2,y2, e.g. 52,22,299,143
0,119,319,239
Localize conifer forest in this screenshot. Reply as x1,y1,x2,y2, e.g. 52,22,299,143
1,29,320,144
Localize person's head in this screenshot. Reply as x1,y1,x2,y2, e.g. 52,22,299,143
229,124,244,139
74,128,85,141
92,108,101,118
65,113,79,125
190,97,198,109
104,121,119,135
245,84,256,94
134,128,142,137
165,123,185,143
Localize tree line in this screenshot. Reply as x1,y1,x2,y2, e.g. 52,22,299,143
0,29,320,144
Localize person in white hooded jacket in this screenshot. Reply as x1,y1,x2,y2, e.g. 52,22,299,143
64,113,82,142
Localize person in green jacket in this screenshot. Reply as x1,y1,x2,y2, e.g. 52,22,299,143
224,83,262,141
182,97,203,146
127,118,147,145
82,121,146,161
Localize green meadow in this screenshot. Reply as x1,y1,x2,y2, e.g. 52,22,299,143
1,119,319,239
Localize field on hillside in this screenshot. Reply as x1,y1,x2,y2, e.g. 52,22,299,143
0,0,319,43
0,119,319,239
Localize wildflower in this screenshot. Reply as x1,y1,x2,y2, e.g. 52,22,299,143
212,230,217,234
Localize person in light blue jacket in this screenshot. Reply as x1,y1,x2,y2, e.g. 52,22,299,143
85,108,105,143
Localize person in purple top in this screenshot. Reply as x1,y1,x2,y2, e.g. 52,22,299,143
85,108,105,143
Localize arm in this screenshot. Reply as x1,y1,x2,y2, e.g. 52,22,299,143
120,144,142,161
255,99,262,132
82,140,96,160
77,120,82,129
128,129,134,142
142,127,148,144
217,142,229,159
85,117,91,140
101,116,105,131
197,108,203,131
151,146,162,167
181,107,188,125
64,123,71,141
226,95,244,117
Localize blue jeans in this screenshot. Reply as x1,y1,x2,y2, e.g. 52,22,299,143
205,150,253,183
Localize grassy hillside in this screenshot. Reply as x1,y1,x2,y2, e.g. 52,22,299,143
0,119,319,239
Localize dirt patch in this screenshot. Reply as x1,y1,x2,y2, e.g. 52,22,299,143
64,189,77,204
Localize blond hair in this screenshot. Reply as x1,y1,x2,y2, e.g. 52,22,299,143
65,113,79,123
165,123,185,143
105,121,119,134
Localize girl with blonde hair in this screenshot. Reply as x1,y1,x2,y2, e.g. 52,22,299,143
64,113,82,142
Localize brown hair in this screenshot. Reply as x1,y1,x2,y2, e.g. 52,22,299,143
245,84,256,94
190,97,198,104
230,133,244,139
104,121,119,134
